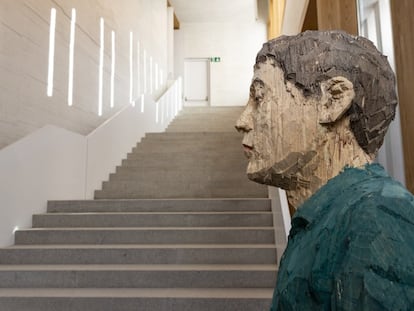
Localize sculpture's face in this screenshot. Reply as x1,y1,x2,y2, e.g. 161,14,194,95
236,60,320,189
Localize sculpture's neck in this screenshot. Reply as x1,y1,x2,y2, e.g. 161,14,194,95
285,118,373,211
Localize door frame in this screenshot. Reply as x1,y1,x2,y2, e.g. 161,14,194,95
183,57,211,107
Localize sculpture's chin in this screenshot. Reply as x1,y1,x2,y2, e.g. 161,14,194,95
246,151,318,190
247,170,295,190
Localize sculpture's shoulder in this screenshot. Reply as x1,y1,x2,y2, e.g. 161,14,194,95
272,164,414,311
291,163,414,237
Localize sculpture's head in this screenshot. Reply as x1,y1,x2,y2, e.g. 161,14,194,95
236,31,397,202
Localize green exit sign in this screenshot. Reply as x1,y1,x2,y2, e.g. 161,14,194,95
211,57,221,62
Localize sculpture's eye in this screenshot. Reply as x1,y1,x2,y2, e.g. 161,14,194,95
250,79,265,108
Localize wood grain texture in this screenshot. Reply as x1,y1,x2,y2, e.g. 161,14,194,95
237,31,397,209
302,0,318,32
316,0,357,35
267,0,285,39
390,0,414,193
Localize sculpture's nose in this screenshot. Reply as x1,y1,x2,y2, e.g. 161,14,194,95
235,106,253,133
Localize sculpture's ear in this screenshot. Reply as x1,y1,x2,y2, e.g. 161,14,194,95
318,76,355,124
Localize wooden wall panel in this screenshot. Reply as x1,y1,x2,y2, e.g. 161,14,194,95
268,0,286,39
316,0,358,35
302,0,318,32
390,0,414,193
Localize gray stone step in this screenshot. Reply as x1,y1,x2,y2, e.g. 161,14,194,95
15,227,275,245
0,264,277,288
0,288,272,311
167,126,238,132
0,244,277,264
100,172,262,184
120,157,246,170
46,199,271,213
32,212,273,228
143,131,242,140
108,167,249,182
95,183,267,199
127,148,243,159
166,125,238,133
131,140,243,154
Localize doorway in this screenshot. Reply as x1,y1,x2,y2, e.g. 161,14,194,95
183,58,210,106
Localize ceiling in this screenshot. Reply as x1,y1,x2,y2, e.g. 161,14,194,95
169,0,259,23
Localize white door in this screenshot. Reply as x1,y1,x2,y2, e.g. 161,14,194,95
184,58,209,106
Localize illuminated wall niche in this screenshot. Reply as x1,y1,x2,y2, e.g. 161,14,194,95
47,8,57,97
68,8,76,106
98,17,104,116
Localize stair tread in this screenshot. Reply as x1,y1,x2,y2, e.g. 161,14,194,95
35,211,272,215
6,244,276,249
49,198,270,203
0,264,278,271
0,288,273,298
18,226,276,231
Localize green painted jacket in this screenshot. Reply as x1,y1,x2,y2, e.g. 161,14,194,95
271,164,414,311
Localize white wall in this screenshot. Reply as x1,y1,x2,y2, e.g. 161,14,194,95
0,126,86,246
0,0,168,150
174,21,267,106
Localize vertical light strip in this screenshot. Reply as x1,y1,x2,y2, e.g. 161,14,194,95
98,17,104,116
110,31,115,108
155,63,159,90
149,56,153,94
160,69,163,88
161,98,164,123
129,31,134,105
47,8,57,97
143,50,147,93
136,41,140,96
140,94,144,113
67,8,76,106
173,88,176,115
167,90,171,118
155,101,159,123
175,84,178,115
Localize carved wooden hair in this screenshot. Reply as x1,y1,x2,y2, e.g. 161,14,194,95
256,30,397,156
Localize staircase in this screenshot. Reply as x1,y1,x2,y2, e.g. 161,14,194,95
0,107,286,311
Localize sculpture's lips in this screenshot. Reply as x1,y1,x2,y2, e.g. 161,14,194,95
242,144,253,158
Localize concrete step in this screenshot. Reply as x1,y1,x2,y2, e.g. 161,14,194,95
166,125,238,133
95,183,267,199
15,227,275,245
143,130,243,140
0,288,272,311
166,126,238,132
46,199,271,213
100,172,259,186
119,158,246,170
0,264,277,288
178,106,244,113
143,132,242,140
131,140,243,154
108,167,249,182
32,212,273,228
0,244,277,264
126,149,243,161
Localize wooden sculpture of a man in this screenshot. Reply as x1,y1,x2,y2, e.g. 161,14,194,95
236,31,414,310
